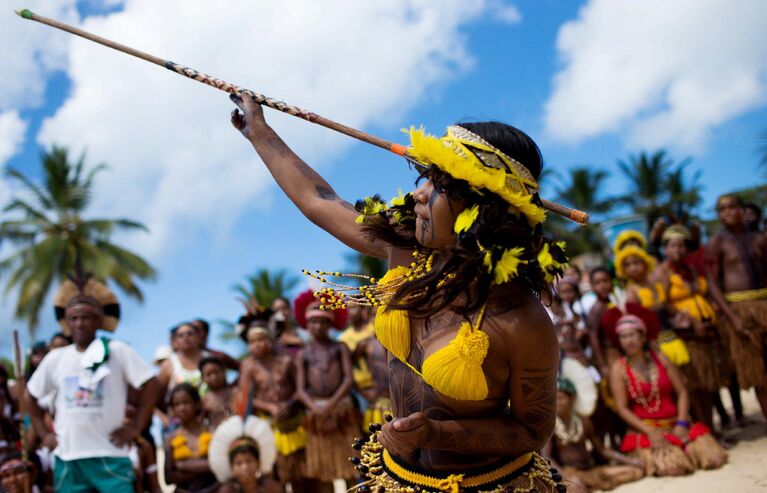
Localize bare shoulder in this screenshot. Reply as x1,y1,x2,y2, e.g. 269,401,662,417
484,284,557,364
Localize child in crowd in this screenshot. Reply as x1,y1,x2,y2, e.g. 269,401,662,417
164,383,217,493
200,357,233,429
240,317,307,492
216,437,281,493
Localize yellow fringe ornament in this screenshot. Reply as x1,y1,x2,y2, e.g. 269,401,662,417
373,265,412,362
421,307,490,401
375,305,411,363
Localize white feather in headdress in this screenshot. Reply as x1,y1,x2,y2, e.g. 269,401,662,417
560,357,598,417
208,415,276,482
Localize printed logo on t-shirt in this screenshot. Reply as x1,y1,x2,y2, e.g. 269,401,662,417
63,375,104,410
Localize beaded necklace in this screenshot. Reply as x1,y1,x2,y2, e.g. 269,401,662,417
554,415,583,444
622,354,661,414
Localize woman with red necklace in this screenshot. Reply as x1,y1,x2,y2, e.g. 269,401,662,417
609,315,727,477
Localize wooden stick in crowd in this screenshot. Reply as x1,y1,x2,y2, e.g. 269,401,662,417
12,330,31,493
14,8,589,225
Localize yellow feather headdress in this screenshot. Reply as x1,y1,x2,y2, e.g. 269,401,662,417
406,126,546,227
615,245,657,280
613,229,647,255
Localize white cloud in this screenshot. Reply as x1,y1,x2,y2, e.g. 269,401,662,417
0,1,80,111
489,0,522,24
0,111,27,165
36,0,516,257
544,0,767,151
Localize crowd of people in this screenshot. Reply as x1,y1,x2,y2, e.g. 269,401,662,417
0,193,763,493
1,101,766,493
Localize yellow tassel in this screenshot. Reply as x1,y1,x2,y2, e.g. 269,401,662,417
659,338,690,367
422,322,489,401
375,305,410,362
453,205,479,234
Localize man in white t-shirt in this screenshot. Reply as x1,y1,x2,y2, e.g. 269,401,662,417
25,295,159,493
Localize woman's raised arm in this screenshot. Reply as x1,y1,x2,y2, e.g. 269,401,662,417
230,93,388,258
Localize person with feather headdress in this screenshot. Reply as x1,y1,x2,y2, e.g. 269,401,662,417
24,274,159,493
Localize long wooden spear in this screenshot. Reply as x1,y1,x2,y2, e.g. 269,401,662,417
15,8,588,225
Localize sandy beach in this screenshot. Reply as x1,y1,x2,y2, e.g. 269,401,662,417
613,390,767,493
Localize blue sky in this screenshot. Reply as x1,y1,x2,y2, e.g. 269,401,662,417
1,0,766,362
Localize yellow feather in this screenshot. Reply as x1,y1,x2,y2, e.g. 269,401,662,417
453,205,479,234
494,247,525,284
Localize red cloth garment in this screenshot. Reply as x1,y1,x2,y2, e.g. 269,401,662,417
601,302,660,347
623,351,678,420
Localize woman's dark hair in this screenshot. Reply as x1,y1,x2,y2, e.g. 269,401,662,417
50,332,72,345
358,121,565,319
228,439,260,465
589,266,612,283
198,356,225,373
168,383,201,408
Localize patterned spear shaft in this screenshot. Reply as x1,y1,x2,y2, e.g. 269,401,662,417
15,8,588,225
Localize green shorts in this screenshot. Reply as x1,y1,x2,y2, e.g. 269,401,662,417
54,456,135,493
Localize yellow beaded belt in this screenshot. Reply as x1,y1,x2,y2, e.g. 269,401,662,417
382,449,534,492
725,287,767,303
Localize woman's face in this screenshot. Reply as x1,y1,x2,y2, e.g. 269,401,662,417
173,325,200,352
270,298,291,322
231,451,259,484
622,255,647,281
412,178,463,250
618,328,645,356
591,272,613,299
663,237,687,263
557,283,577,303
170,391,198,424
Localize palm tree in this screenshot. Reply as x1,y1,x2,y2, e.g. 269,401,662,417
220,268,300,343
617,150,679,225
231,268,300,309
553,167,616,255
664,162,703,215
0,146,156,335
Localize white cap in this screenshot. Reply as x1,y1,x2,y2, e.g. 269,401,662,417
153,345,172,365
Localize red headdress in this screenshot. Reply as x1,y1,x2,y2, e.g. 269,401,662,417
600,302,659,347
293,289,348,330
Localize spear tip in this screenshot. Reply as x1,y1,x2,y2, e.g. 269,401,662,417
15,8,35,19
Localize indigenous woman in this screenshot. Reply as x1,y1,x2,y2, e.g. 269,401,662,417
609,315,727,476
231,94,568,492
615,244,690,368
164,384,217,493
654,225,730,428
